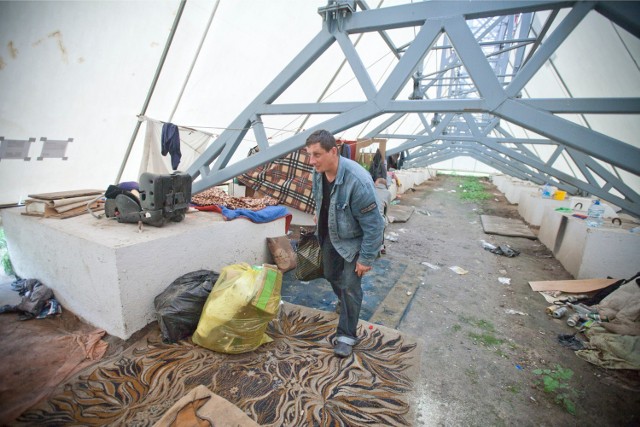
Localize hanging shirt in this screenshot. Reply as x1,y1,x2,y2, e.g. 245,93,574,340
161,122,182,170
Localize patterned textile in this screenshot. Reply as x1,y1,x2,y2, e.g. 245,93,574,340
17,303,419,427
239,148,316,214
191,187,278,211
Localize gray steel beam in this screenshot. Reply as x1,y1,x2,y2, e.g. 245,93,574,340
595,2,640,39
494,99,640,174
521,98,640,114
185,0,640,217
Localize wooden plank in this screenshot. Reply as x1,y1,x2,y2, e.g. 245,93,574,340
27,189,103,200
387,205,414,223
529,278,618,292
480,214,536,239
47,201,104,219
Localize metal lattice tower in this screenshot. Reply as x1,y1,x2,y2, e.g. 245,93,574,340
186,1,640,216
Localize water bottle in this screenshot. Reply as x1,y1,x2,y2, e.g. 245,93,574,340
541,183,552,199
586,200,605,227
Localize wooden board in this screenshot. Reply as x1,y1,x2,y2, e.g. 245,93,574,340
22,201,104,219
387,205,414,223
480,214,536,239
529,278,618,292
27,189,103,200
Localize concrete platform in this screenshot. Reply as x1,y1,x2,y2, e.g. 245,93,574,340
518,193,571,226
1,208,286,339
538,209,640,279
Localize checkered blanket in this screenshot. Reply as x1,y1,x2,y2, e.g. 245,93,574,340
238,148,316,214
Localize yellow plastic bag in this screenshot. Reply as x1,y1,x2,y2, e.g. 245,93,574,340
192,263,282,354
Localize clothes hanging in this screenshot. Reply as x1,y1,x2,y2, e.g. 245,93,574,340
161,122,181,170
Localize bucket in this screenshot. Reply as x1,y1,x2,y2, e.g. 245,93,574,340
553,190,566,200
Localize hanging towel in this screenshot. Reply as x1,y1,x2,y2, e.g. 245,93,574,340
161,122,181,170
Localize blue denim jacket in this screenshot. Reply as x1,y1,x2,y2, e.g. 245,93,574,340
313,156,385,267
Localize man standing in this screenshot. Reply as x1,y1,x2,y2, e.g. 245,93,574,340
305,130,385,357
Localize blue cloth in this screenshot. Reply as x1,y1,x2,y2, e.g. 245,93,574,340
220,205,288,223
161,122,181,170
117,181,139,191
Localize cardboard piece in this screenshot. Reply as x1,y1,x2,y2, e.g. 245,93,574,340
480,214,536,239
528,278,618,293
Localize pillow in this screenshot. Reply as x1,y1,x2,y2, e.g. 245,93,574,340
267,236,297,272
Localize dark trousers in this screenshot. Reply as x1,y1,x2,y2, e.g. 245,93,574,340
321,239,362,346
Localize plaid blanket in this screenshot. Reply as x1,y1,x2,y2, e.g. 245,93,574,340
239,148,316,214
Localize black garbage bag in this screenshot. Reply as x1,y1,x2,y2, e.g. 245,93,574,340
154,270,219,343
295,228,323,281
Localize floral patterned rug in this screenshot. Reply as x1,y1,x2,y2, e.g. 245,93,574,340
17,303,420,426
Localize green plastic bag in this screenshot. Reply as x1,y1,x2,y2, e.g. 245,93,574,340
192,263,282,354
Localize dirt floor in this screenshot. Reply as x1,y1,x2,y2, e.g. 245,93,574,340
383,174,639,426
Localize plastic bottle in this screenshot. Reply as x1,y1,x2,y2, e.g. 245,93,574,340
541,183,552,199
586,200,605,227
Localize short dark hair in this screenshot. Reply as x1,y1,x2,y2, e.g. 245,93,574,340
305,129,336,152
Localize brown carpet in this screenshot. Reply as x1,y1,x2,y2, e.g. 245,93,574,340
16,302,420,426
0,311,108,424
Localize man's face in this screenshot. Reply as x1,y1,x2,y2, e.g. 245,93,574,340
307,143,337,173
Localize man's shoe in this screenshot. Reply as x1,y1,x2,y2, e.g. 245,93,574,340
334,342,352,357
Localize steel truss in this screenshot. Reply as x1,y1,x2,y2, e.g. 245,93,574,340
186,0,640,216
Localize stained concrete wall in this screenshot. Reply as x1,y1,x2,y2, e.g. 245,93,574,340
2,209,286,339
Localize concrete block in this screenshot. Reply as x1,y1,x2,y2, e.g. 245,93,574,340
518,193,571,226
505,184,538,205
553,216,640,279
2,208,286,339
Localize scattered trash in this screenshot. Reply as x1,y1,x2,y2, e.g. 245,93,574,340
449,266,468,275
448,190,457,193
494,198,499,202
407,291,413,296
481,240,520,257
417,209,431,216
433,188,444,192
391,200,400,205
505,309,528,316
369,325,374,330
551,306,567,319
499,269,507,275
566,313,582,327
385,232,399,242
557,333,585,351
481,240,497,251
421,262,441,270
555,207,573,213
398,228,408,233
516,364,523,370
498,277,511,285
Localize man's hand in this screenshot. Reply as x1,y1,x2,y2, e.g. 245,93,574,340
355,262,372,277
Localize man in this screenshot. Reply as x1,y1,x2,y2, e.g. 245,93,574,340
305,129,385,357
